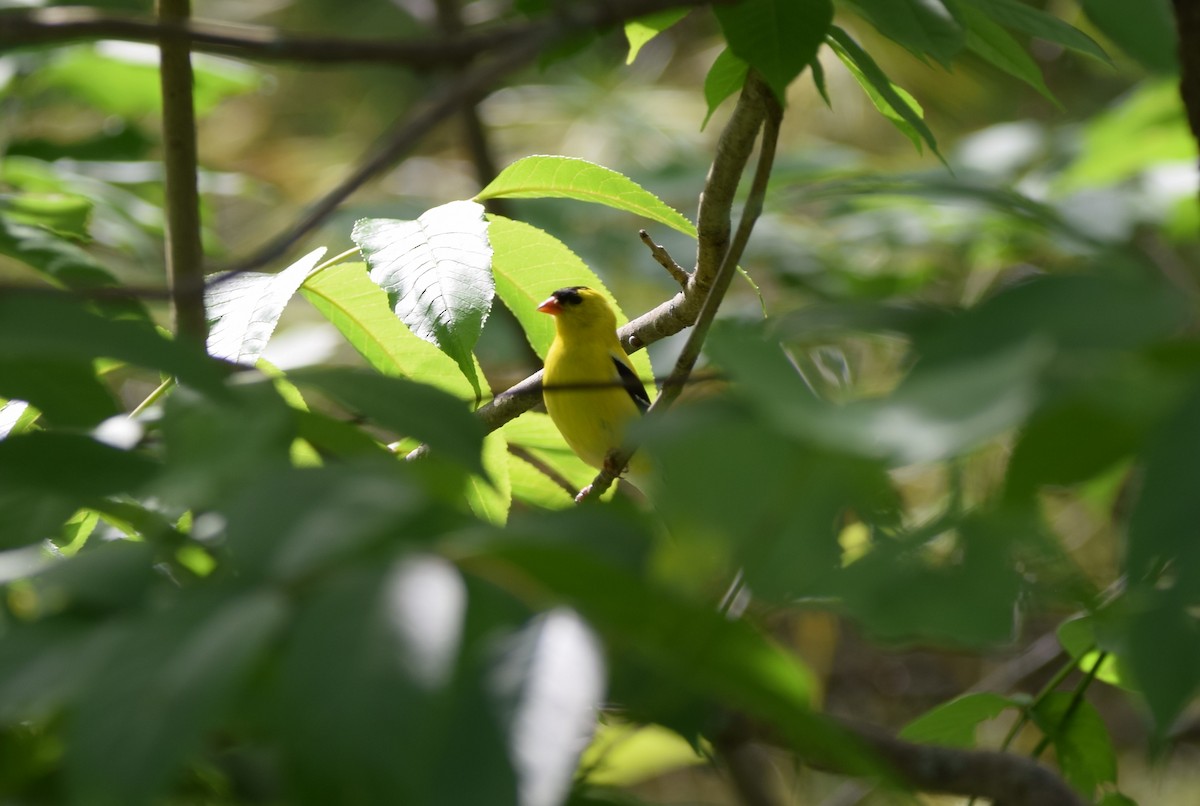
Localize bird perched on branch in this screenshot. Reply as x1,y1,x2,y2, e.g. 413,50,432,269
538,286,653,497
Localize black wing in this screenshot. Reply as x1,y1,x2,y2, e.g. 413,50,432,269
612,354,651,414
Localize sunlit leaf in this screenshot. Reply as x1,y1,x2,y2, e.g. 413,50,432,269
301,262,473,398
829,27,942,159
353,201,493,398
900,692,1017,746
205,247,326,366
477,156,695,237
713,0,833,102
703,48,749,128
466,431,512,524
625,9,689,64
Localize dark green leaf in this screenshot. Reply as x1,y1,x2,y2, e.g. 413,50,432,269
0,619,123,725
0,293,227,397
828,27,943,160
277,556,517,806
158,383,295,509
288,368,486,477
847,0,966,66
0,357,118,428
25,541,156,617
1124,589,1200,737
68,590,287,806
0,431,157,498
468,542,876,774
223,464,436,582
1030,692,1117,797
900,692,1017,746
703,48,749,128
961,0,1109,63
352,201,493,398
0,215,122,292
713,0,833,102
1056,615,1134,690
1082,0,1176,73
959,2,1059,104
205,247,327,366
1125,382,1200,592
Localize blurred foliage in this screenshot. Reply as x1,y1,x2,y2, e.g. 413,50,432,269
1,0,1199,805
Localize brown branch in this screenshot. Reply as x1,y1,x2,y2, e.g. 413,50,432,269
158,0,206,343
836,721,1087,806
1174,1,1200,210
578,73,781,501
507,444,578,499
640,229,690,287
0,1,711,66
471,70,776,436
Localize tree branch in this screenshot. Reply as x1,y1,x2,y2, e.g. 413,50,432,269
0,1,711,66
472,71,777,436
578,73,781,501
157,0,206,343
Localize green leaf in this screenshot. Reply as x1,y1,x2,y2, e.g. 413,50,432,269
0,399,37,438
223,465,435,582
0,292,227,397
36,43,260,118
468,541,874,773
157,382,296,509
625,9,689,64
68,591,287,806
1126,383,1200,593
477,156,696,237
276,556,517,805
486,215,652,388
288,367,486,476
703,48,750,129
846,0,966,66
1031,692,1117,797
713,0,833,102
1098,792,1140,806
301,262,474,399
829,27,942,159
503,411,597,501
353,201,493,399
1056,615,1134,690
961,0,1109,63
0,215,122,292
0,619,122,728
0,192,92,240
466,431,512,524
0,432,157,499
1124,590,1200,737
0,357,118,428
900,692,1017,746
205,247,327,366
959,2,1059,105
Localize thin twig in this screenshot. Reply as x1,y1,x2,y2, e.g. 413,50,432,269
640,229,690,286
470,71,777,437
0,1,711,66
578,73,781,501
1031,651,1108,761
507,444,578,498
157,0,206,343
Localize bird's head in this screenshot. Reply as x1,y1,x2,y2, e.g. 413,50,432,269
537,286,618,335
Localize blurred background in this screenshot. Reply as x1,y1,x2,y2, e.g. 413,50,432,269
2,0,1197,802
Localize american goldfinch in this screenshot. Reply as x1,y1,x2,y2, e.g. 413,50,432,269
538,286,653,494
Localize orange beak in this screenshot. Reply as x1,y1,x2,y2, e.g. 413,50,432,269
537,296,562,315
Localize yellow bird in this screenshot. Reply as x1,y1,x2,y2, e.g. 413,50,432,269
538,286,653,496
